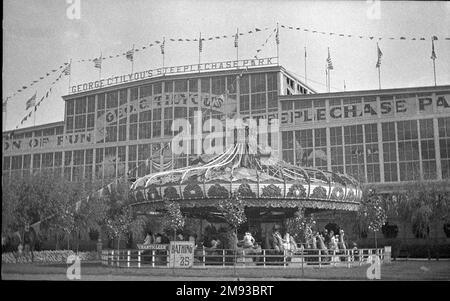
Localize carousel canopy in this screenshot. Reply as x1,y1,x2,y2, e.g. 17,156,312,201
130,141,362,211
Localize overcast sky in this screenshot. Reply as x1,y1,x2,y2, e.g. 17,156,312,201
3,0,450,131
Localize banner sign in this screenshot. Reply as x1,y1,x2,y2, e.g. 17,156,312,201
70,57,277,94
3,132,93,154
169,241,194,268
280,94,450,125
136,244,168,250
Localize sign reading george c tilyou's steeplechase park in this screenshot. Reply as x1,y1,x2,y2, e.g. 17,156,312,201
69,57,278,94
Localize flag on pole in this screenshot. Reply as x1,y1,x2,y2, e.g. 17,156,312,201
93,56,102,69
305,47,307,58
199,33,203,53
63,63,71,76
234,29,239,48
326,48,333,70
431,36,437,60
25,92,37,110
126,48,134,61
275,27,280,45
376,43,383,68
160,38,165,55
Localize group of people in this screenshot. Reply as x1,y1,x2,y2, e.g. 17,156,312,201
142,232,197,245
271,227,299,252
307,229,347,251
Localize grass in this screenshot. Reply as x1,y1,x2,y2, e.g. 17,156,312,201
2,260,450,280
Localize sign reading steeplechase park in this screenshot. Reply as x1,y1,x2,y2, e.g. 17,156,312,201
69,57,278,94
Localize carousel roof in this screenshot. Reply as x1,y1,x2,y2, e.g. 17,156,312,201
130,142,363,211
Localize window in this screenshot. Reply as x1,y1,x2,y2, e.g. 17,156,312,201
438,117,450,179
282,131,294,164
365,124,380,183
382,122,398,182
239,75,250,114
344,125,365,182
330,127,344,173
397,120,420,181
267,73,278,111
420,119,436,180
314,128,327,170
128,145,138,178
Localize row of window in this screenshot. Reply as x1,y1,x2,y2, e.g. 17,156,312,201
64,73,278,137
281,117,450,183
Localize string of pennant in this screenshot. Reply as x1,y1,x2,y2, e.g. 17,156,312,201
3,63,68,103
280,24,450,41
6,23,447,104
73,27,271,64
4,27,270,104
15,69,67,129
254,27,277,59
73,142,173,213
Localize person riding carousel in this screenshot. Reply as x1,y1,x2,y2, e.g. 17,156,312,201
242,232,256,249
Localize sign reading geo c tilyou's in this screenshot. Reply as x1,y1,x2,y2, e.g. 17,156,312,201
69,57,277,94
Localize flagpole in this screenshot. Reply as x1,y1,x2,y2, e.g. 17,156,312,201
131,44,135,74
276,22,280,66
304,46,307,84
327,47,331,93
378,65,381,90
433,58,436,86
198,32,202,73
68,59,72,94
99,51,102,80
236,28,239,69
162,37,166,75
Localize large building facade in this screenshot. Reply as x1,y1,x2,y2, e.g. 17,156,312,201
3,65,449,193
2,66,450,190
2,64,314,185
3,63,450,241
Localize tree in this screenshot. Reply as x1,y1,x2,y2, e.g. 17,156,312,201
218,192,247,249
161,201,185,241
358,190,387,248
286,208,316,244
104,205,134,250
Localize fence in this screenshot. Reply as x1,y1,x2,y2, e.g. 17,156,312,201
101,247,386,268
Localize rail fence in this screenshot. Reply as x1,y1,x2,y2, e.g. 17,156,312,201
101,247,387,268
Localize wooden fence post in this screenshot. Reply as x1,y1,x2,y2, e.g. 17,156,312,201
127,250,130,268
138,250,141,268
263,249,266,267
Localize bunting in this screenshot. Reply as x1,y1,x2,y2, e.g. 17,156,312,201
254,27,277,58
15,70,62,129
4,63,67,102
25,92,37,110
280,24,448,41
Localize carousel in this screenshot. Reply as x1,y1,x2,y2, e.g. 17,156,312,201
129,131,363,229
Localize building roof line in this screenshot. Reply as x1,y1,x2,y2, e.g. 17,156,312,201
279,84,450,100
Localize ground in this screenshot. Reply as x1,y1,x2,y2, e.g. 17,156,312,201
2,260,450,280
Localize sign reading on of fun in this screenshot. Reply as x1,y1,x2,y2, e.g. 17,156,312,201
169,241,195,268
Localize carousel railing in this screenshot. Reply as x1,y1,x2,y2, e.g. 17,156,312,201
101,247,386,268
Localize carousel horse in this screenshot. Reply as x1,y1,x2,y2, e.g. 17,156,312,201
330,235,340,263
272,230,285,252
311,235,318,250
338,229,347,250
